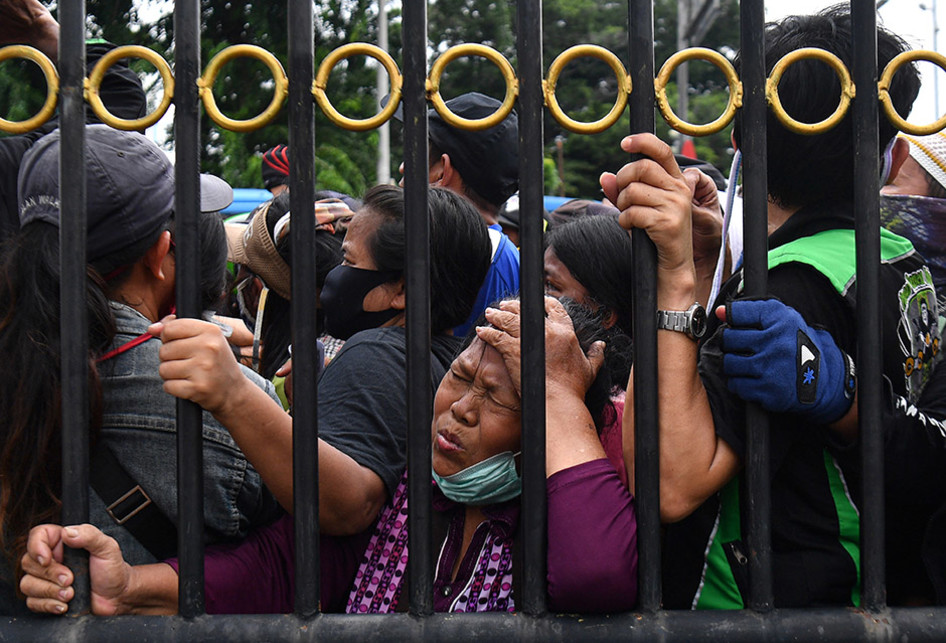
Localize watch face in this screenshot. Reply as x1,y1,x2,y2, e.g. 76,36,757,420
689,305,707,339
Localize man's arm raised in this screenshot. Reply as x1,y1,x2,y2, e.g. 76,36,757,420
602,134,740,522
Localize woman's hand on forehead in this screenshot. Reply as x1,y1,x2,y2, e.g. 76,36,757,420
476,297,605,401
475,301,523,397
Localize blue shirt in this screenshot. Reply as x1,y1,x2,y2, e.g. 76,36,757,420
453,224,520,337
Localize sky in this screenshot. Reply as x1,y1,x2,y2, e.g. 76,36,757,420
765,0,944,124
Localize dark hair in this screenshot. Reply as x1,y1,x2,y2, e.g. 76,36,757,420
264,200,343,380
0,223,111,570
545,214,634,388
0,212,223,571
428,142,498,214
251,189,344,379
266,190,345,292
364,184,491,333
733,5,920,208
560,298,620,432
166,214,229,311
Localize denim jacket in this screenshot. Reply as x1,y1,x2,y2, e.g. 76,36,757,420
92,303,282,564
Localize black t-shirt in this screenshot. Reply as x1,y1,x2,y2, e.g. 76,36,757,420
317,327,461,496
664,200,939,609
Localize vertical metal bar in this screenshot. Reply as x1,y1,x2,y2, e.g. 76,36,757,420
403,0,433,617
739,0,773,612
288,0,319,618
851,1,885,611
173,0,205,617
58,0,89,616
517,0,546,617
627,0,660,613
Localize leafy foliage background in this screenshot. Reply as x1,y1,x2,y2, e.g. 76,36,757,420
2,0,741,199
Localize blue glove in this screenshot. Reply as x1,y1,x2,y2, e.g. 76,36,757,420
721,299,856,425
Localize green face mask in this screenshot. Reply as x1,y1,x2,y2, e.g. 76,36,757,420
432,451,522,506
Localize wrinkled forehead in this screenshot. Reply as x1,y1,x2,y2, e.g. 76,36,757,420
452,338,514,391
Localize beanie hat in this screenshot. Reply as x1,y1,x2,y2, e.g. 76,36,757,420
900,132,946,193
225,195,354,300
261,144,290,190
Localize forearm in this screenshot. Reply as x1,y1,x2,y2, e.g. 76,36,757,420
545,390,607,476
213,376,385,533
212,377,295,512
694,252,728,309
654,269,737,522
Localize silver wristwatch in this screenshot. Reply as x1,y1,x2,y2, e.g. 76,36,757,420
656,302,707,340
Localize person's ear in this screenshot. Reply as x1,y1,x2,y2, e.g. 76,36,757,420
439,154,465,193
388,277,406,311
886,137,911,185
428,154,446,185
602,309,618,330
142,230,173,281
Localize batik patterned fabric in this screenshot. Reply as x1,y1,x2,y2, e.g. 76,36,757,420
447,526,515,613
346,469,517,613
346,470,409,614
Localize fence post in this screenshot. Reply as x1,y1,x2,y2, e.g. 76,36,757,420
288,0,320,618
738,0,774,611
517,0,548,617
58,0,90,614
852,0,886,611
173,0,206,617
402,0,434,617
628,0,661,613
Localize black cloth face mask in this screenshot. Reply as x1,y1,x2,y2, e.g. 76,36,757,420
320,265,402,340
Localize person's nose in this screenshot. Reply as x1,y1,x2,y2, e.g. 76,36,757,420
450,389,479,427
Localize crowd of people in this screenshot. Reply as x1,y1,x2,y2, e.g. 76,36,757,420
3,0,946,617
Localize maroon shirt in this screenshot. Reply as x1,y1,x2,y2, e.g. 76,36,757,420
167,459,637,613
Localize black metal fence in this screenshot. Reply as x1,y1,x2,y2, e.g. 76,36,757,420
4,0,946,640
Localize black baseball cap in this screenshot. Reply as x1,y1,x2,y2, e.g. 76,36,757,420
391,92,519,207
19,124,232,273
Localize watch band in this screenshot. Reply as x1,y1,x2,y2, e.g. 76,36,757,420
656,302,707,339
657,309,690,333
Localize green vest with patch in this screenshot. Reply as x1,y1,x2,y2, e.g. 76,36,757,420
695,227,915,610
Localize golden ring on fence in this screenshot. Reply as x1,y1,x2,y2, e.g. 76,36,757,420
766,47,854,135
0,45,59,134
655,47,742,137
199,44,288,132
85,45,174,131
543,45,631,134
314,43,402,131
879,49,946,136
427,44,518,130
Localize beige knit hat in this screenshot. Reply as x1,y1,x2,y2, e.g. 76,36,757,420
900,132,946,193
225,197,354,300
225,200,290,299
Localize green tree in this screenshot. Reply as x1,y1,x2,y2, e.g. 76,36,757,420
3,0,743,199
